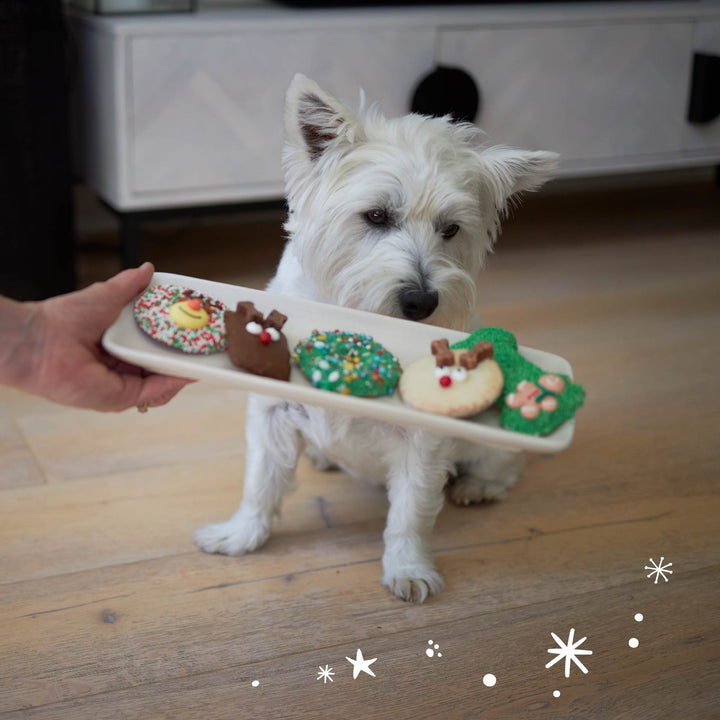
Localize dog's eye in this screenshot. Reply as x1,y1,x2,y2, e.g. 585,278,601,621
441,224,460,240
366,208,389,225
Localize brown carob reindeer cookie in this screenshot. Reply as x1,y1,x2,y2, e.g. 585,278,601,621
224,301,291,381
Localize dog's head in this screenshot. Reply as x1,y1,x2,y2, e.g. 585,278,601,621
282,74,558,329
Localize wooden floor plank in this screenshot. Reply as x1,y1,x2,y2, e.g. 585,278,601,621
1,570,716,720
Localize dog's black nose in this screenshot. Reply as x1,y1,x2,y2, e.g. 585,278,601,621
399,287,439,321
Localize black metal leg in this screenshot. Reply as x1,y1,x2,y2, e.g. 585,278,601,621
119,213,141,269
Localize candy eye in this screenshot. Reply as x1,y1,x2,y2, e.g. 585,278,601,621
266,327,280,342
441,224,460,240
245,321,262,335
434,366,451,379
451,366,468,382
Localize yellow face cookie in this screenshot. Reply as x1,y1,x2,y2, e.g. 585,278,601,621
399,349,504,418
169,298,210,330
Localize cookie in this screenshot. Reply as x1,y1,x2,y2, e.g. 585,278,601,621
399,339,504,417
293,330,401,396
133,284,227,354
225,301,291,381
451,328,585,435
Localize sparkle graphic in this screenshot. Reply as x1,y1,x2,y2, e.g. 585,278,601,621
545,628,593,678
345,649,377,679
317,665,335,684
645,557,673,584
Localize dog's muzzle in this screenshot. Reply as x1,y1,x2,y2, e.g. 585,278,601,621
399,286,439,321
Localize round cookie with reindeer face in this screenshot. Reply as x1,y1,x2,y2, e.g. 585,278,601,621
133,284,228,354
399,339,504,417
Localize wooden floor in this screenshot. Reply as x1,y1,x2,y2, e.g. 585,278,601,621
1,180,719,719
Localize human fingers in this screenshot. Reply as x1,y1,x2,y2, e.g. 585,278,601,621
134,374,194,409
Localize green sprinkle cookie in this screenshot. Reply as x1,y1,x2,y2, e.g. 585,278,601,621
452,328,585,436
293,330,401,397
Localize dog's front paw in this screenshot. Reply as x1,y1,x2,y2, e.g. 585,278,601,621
194,516,269,556
382,567,444,604
448,475,513,505
449,451,524,505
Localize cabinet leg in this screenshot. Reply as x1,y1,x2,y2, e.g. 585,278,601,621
119,213,141,269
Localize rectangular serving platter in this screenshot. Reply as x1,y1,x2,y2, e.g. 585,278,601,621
102,272,576,453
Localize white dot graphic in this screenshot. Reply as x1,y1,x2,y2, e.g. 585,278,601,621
251,680,260,688
629,638,639,649
426,640,442,658
553,690,561,698
635,613,644,622
482,673,497,687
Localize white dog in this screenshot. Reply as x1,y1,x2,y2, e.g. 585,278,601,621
195,75,558,602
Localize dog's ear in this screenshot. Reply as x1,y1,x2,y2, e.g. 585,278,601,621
284,74,360,162
479,146,559,208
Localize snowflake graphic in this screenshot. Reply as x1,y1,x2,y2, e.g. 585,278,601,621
545,628,592,678
317,665,335,684
645,557,673,584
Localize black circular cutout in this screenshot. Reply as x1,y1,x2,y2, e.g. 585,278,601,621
411,66,480,123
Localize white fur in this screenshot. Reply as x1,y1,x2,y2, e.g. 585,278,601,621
195,75,558,603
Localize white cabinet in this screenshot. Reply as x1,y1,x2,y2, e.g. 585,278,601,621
438,22,702,174
128,28,435,196
71,2,720,211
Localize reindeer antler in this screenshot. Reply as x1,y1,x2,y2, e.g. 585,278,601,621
459,341,494,370
265,309,288,331
233,301,264,325
431,339,455,368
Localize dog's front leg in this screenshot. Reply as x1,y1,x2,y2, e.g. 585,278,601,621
194,394,305,556
382,431,454,603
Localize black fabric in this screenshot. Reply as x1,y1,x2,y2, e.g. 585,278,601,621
0,0,76,300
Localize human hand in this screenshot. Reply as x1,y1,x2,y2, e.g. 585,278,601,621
2,263,192,411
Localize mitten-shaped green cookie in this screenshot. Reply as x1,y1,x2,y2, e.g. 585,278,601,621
452,328,585,436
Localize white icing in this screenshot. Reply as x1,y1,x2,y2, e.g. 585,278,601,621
451,366,468,382
266,327,280,342
245,321,262,335
433,365,468,383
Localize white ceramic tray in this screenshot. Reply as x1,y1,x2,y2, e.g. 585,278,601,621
103,272,576,453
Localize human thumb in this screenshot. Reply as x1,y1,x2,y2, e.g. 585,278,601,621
99,262,155,308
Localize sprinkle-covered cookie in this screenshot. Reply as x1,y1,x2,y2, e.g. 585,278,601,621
451,328,585,435
293,330,401,396
399,339,504,417
134,284,228,354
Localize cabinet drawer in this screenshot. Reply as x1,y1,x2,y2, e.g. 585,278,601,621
129,28,435,196
438,22,694,163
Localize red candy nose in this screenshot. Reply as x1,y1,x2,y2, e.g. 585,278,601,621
259,329,272,345
187,298,202,311
439,375,452,388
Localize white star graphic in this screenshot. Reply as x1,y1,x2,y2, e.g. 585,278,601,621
345,648,377,679
545,628,592,678
645,557,673,584
317,665,334,683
